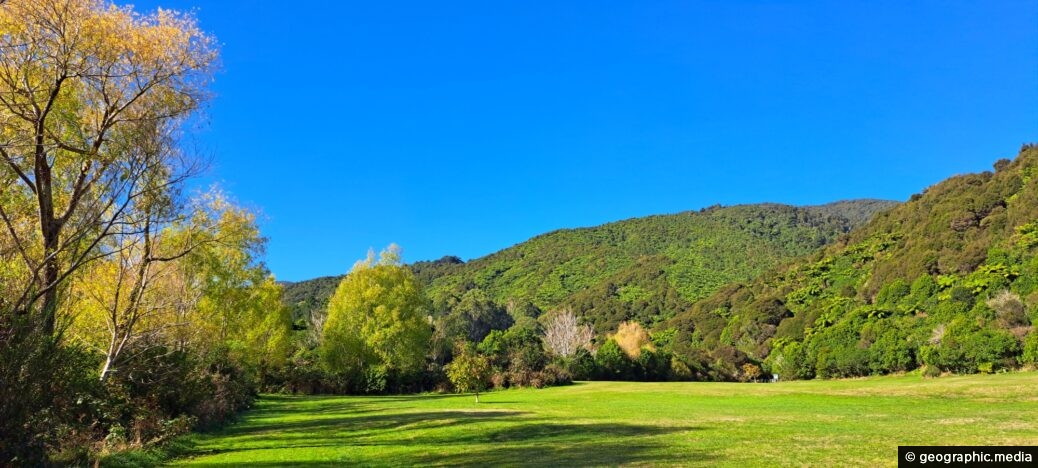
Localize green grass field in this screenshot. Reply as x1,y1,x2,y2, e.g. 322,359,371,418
164,373,1038,467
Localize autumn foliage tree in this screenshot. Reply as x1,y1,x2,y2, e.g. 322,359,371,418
0,1,295,463
613,321,653,359
0,0,217,335
68,191,291,381
174,193,292,370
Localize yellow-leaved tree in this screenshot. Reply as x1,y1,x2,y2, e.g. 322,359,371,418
614,321,654,359
180,193,292,370
320,245,432,392
66,190,292,381
0,0,217,335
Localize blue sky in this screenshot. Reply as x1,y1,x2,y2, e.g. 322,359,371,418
133,0,1037,281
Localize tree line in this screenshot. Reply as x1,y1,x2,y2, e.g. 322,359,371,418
272,245,686,397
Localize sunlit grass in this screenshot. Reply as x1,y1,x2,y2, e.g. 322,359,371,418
163,372,1038,467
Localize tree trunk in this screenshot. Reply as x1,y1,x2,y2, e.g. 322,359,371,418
99,354,115,382
40,234,59,335
475,392,479,404
100,326,124,382
36,115,59,336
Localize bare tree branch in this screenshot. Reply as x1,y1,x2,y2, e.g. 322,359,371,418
543,308,594,358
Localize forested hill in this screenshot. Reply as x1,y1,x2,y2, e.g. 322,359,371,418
285,199,896,331
281,276,342,323
416,200,895,332
667,145,1038,379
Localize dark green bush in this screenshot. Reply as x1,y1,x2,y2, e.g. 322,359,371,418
1022,332,1038,366
593,339,634,380
0,327,103,466
564,348,597,380
922,320,1020,373
867,323,917,374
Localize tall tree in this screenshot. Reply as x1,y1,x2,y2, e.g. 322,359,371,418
0,0,216,334
320,245,432,385
68,190,291,381
179,193,292,369
69,128,200,381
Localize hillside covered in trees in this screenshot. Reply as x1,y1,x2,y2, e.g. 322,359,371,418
287,200,895,333
281,275,342,326
667,145,1038,379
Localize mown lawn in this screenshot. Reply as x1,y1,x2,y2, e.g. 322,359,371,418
165,372,1038,467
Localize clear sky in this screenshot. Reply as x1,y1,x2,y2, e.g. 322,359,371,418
131,0,1038,281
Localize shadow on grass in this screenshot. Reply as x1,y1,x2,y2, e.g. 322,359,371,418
177,401,712,467
232,393,461,424
214,409,525,438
